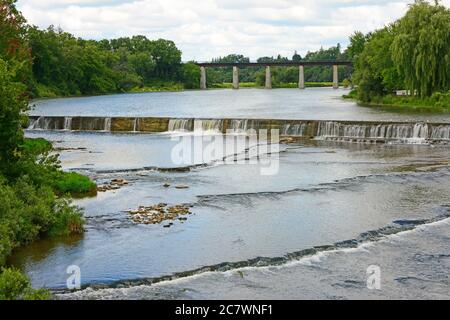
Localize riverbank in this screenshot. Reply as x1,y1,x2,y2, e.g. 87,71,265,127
344,90,450,111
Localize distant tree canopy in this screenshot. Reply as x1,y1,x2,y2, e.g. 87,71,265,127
352,0,450,102
27,27,184,96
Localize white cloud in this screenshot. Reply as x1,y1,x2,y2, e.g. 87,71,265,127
16,0,450,61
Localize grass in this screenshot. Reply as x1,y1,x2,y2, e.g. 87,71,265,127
53,172,97,198
344,90,450,112
129,81,184,92
22,138,97,198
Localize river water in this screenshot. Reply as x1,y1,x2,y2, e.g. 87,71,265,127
12,88,450,299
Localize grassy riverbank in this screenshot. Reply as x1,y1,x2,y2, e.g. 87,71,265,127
36,81,185,98
344,90,450,111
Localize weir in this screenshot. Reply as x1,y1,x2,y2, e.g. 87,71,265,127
27,116,450,144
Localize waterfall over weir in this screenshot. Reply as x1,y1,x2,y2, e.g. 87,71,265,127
26,116,450,144
29,116,112,131
316,121,431,143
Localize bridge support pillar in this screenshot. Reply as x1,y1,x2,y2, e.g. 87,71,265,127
233,66,239,89
299,65,305,89
333,65,339,89
200,66,207,90
265,66,272,89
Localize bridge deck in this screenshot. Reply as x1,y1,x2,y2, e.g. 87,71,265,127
196,61,352,67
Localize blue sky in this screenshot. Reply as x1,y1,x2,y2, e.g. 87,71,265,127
17,0,450,61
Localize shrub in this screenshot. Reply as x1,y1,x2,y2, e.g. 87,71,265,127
0,175,84,265
0,268,50,300
53,172,97,197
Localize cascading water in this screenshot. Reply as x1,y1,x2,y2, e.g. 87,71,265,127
103,118,111,132
229,119,248,133
24,116,450,144
28,116,43,129
431,125,450,140
64,117,72,130
316,121,432,144
168,119,193,132
132,118,140,132
229,119,261,133
281,123,308,136
193,119,223,133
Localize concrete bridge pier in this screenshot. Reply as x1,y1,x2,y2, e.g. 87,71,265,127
333,65,339,89
299,65,305,89
265,66,272,89
200,66,207,90
232,66,239,89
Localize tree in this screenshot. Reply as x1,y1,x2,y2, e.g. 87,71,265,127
182,62,200,89
391,0,450,97
353,27,402,102
0,0,32,87
292,51,302,62
151,39,182,79
347,31,368,62
0,58,28,175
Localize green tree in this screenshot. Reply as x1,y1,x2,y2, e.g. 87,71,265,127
353,27,402,102
182,62,200,89
391,0,450,97
0,58,27,175
347,31,368,62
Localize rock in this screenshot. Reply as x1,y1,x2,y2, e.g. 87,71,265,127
127,203,192,226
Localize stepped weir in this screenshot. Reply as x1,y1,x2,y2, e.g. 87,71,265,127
27,116,450,144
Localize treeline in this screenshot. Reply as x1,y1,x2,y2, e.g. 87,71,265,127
25,27,202,97
348,0,450,106
26,28,353,96
206,46,352,87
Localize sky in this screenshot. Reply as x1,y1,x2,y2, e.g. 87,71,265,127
17,0,450,61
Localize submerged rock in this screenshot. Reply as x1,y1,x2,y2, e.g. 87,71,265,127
97,178,130,193
126,203,192,226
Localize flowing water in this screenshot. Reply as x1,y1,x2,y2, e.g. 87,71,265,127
11,88,450,299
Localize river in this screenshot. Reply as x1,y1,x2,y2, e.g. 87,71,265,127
11,88,450,299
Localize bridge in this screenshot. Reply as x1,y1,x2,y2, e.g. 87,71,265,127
195,60,353,90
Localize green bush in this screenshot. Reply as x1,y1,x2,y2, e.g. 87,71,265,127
0,175,85,265
53,172,97,197
0,268,50,300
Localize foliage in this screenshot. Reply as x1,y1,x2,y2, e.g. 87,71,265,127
0,58,28,175
53,172,97,197
377,91,450,109
0,0,32,84
205,47,351,88
0,175,84,265
182,62,200,89
353,27,402,102
27,27,184,97
352,1,450,104
0,267,50,300
391,0,450,97
0,4,87,297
